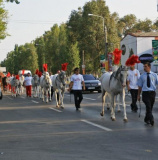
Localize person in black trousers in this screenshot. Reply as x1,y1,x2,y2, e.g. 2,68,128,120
138,62,158,126
68,68,85,110
127,65,140,112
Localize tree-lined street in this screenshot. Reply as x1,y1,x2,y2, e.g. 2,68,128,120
0,91,158,159
1,0,158,75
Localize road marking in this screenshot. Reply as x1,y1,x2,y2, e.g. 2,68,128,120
81,119,112,131
83,97,96,101
49,107,62,113
6,96,13,100
21,96,25,99
32,100,39,104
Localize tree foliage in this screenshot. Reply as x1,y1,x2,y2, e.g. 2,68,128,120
6,0,20,4
1,0,158,75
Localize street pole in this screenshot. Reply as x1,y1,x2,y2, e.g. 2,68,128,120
88,14,108,60
104,25,108,60
82,50,85,75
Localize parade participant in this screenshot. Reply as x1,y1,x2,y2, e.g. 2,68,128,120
127,66,140,112
137,62,158,126
24,72,32,97
68,67,85,110
126,55,141,112
49,72,54,98
6,72,11,91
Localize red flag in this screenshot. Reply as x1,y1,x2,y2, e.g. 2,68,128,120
6,72,11,77
125,55,140,66
22,70,25,75
38,71,42,77
16,75,19,80
113,48,122,65
43,64,47,72
61,63,68,71
35,69,39,74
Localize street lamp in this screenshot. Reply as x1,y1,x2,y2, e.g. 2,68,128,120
88,13,108,60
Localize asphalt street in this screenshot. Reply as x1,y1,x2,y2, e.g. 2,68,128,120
0,90,158,160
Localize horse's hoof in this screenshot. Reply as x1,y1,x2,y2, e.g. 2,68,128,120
49,100,51,102
107,107,110,110
100,112,104,116
56,105,59,108
61,106,64,109
111,117,116,121
123,118,128,122
117,110,121,112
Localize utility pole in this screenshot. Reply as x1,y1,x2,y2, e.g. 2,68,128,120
88,13,108,60
104,25,108,60
82,50,85,75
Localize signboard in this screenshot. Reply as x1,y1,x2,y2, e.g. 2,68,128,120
100,55,105,61
0,67,6,72
107,53,113,71
82,65,85,69
139,54,154,64
152,40,158,65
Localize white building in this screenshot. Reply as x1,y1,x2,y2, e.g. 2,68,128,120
120,32,158,73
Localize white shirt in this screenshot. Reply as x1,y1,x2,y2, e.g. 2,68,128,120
24,76,32,86
127,69,140,89
50,75,54,86
71,74,84,90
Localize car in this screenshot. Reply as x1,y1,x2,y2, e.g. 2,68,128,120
82,74,101,93
18,70,32,77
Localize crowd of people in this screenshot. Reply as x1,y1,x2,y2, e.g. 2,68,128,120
1,61,158,126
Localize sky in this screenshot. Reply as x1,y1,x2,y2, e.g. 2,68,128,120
0,0,158,62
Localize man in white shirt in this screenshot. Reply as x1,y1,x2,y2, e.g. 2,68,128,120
24,72,32,97
127,65,140,112
69,68,85,110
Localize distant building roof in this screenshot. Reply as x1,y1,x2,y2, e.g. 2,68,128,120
128,32,158,37
121,32,158,41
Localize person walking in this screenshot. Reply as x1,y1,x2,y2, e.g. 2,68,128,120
127,65,140,112
24,72,32,97
137,62,158,126
49,72,54,98
68,68,85,110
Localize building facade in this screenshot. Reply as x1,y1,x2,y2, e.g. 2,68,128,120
121,32,158,73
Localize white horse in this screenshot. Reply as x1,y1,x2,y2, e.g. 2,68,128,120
10,77,20,97
32,74,40,97
52,71,66,108
40,72,52,103
100,65,128,121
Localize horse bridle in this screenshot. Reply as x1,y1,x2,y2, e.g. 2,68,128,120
110,67,128,85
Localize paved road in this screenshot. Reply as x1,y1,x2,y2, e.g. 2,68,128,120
0,90,158,160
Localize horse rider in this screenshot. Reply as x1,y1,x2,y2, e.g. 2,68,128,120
68,67,85,110
137,62,158,126
127,65,140,112
24,72,32,97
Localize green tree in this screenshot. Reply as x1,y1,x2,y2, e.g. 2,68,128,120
34,37,45,71
0,0,8,40
6,0,20,4
132,19,153,32
67,42,80,73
